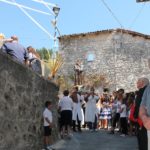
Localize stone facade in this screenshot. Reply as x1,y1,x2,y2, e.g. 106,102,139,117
59,29,150,92
0,52,59,150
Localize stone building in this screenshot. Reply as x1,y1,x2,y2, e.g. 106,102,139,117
58,28,150,92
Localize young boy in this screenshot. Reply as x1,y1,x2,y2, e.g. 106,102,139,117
43,101,54,150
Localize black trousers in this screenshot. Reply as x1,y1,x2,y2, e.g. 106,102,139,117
137,126,147,150
120,117,128,135
112,113,120,128
72,115,81,131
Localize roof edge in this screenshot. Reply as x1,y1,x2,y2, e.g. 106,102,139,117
58,28,150,40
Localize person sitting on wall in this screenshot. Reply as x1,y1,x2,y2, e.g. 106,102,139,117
1,35,29,66
0,33,5,49
27,46,42,74
0,33,14,49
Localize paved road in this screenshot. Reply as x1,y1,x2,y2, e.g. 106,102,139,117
53,129,138,150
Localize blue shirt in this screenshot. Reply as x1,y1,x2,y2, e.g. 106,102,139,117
2,42,28,63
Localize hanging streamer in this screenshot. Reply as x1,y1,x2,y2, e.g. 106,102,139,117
32,0,55,15
99,0,124,28
11,0,54,39
0,0,52,16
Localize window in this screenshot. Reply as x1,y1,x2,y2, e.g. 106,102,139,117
87,53,95,62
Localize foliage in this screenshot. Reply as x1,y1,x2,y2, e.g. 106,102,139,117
37,47,53,60
56,75,68,90
45,52,63,79
55,73,110,93
37,47,63,79
84,74,109,88
55,73,75,92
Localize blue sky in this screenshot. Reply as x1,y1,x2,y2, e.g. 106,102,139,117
0,0,150,49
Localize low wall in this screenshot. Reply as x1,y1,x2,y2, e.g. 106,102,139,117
0,52,59,150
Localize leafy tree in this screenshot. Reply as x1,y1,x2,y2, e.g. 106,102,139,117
37,47,53,60
37,47,63,79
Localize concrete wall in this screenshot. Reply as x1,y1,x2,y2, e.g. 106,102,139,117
0,52,59,150
59,31,150,92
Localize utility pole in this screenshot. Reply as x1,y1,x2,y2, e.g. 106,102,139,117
52,6,60,50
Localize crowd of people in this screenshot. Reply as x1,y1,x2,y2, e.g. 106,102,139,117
1,34,150,150
0,34,42,75
56,77,150,150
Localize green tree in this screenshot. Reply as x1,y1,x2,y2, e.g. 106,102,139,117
37,47,63,79
37,47,53,60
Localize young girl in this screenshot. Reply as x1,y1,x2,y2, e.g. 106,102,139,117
120,99,128,137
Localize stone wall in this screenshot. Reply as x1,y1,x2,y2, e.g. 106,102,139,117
0,52,59,150
59,30,150,92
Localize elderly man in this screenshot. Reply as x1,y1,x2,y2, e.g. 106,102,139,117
139,82,150,150
1,35,29,65
135,77,149,150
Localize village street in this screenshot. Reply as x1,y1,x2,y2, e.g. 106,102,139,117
53,129,138,150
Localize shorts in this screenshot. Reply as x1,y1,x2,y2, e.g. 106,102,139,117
61,110,72,126
44,126,52,136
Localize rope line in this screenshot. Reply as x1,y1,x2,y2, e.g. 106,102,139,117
32,0,57,7
99,0,124,28
11,0,54,39
32,0,55,15
128,3,145,29
0,0,52,16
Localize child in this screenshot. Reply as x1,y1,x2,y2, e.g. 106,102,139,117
43,101,54,150
120,99,128,137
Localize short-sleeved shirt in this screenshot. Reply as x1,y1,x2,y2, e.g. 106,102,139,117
43,108,52,127
113,100,121,113
58,96,73,111
120,104,127,118
2,42,28,63
141,85,150,116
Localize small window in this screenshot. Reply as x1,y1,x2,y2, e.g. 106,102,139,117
87,53,95,62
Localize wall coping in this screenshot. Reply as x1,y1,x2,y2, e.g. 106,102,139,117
58,28,150,41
